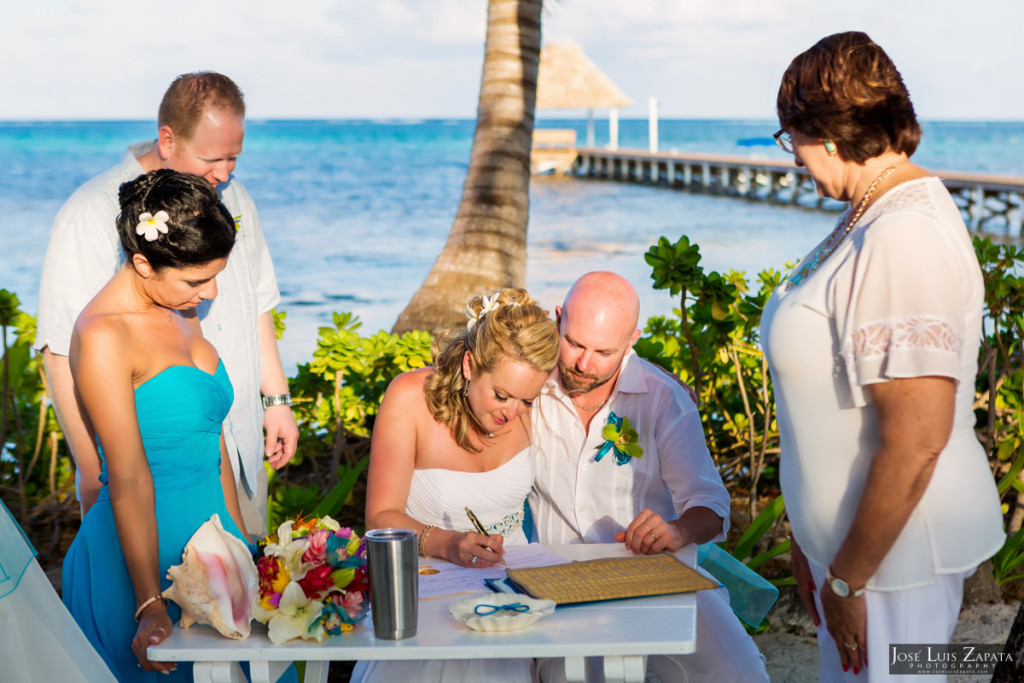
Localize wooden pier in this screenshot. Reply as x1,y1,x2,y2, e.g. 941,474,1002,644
568,148,1024,239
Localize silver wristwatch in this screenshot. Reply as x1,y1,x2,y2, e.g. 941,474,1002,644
262,393,293,409
826,568,865,598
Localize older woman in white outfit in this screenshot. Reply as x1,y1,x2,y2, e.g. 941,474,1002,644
761,32,1004,681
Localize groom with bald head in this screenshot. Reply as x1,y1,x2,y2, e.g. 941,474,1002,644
530,271,768,682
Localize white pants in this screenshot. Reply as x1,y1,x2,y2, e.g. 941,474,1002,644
808,562,967,683
236,463,270,540
537,586,769,682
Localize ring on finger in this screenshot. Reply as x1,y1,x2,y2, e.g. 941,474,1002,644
470,555,478,565
844,641,858,650
155,627,167,636
650,532,657,540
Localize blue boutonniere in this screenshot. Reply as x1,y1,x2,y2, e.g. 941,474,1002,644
595,412,643,466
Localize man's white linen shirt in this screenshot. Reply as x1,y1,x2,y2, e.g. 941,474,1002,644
35,142,281,494
529,350,730,545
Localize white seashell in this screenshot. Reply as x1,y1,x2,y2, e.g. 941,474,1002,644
163,514,257,640
448,593,556,632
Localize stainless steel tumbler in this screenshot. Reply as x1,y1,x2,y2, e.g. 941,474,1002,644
365,528,418,640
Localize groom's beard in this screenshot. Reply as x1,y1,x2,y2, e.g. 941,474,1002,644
558,359,616,396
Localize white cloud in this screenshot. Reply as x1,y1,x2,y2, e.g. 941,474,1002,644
0,0,1019,120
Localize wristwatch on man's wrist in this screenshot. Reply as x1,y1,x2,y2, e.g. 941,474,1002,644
826,567,865,598
262,393,293,409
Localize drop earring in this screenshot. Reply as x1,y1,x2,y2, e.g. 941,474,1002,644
824,140,838,156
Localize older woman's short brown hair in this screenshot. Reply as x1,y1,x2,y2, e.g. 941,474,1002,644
777,32,921,164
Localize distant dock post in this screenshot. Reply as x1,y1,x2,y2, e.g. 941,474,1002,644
567,148,1023,240
649,97,658,153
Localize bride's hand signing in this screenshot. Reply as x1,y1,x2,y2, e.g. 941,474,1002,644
445,530,505,567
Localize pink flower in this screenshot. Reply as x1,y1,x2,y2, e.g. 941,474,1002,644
302,529,330,565
298,564,335,599
343,591,364,619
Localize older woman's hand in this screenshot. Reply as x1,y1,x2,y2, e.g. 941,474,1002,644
789,538,820,628
820,585,867,674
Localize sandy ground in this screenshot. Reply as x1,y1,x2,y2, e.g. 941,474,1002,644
753,593,1018,682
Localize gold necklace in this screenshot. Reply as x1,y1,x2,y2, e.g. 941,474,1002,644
569,394,610,412
788,160,906,286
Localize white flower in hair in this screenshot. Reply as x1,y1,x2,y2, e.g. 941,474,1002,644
466,294,501,332
136,210,170,242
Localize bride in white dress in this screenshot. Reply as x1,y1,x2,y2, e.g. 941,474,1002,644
352,288,559,683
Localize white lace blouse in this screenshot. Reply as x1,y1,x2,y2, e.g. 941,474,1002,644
761,177,1003,590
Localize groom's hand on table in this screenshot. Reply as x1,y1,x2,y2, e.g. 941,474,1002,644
615,509,687,554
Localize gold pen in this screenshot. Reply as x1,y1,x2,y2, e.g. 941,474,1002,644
465,506,507,566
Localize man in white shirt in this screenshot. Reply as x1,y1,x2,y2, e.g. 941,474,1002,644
530,271,768,682
35,72,297,536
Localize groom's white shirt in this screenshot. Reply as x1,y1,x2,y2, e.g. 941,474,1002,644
529,350,730,545
529,350,769,683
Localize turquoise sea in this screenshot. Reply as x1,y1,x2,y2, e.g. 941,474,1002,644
2,118,1022,370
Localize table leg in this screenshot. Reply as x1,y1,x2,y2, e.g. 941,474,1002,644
193,662,246,683
564,656,587,683
248,661,294,683
603,655,647,683
303,661,329,683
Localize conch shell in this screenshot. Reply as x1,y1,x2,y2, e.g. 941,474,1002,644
163,514,257,640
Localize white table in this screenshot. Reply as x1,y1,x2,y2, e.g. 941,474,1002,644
149,543,698,683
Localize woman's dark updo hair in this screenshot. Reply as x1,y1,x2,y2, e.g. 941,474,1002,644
116,169,236,271
777,31,921,164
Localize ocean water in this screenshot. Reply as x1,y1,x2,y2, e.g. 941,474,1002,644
2,118,1021,371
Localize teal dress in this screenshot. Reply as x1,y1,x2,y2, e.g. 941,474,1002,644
62,362,248,681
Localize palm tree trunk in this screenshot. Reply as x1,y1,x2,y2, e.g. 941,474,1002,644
392,0,542,335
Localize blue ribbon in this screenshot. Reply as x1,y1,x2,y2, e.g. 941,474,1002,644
594,412,631,466
474,602,531,616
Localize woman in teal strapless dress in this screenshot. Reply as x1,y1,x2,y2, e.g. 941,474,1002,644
61,170,250,680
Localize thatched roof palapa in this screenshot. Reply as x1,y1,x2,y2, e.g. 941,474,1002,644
536,43,632,111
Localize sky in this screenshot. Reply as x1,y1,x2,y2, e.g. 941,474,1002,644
1,0,1021,121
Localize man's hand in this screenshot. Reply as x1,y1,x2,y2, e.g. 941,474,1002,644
615,509,687,554
615,506,723,554
264,405,298,468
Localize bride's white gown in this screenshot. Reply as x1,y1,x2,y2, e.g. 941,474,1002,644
351,446,535,683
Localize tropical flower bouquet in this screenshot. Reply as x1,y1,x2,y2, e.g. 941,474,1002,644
252,515,369,644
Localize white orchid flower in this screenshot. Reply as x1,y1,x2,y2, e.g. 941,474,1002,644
265,582,325,644
136,210,170,242
263,520,313,580
466,294,501,331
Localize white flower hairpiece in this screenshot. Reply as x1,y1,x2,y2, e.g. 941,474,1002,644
466,294,507,332
136,210,170,242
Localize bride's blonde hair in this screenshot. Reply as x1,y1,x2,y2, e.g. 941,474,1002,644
425,288,558,452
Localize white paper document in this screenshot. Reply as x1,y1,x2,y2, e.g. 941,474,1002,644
418,543,568,599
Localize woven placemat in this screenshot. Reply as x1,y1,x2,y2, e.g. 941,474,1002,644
505,553,718,605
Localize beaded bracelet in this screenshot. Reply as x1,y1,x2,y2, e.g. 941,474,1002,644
134,592,167,623
419,525,437,558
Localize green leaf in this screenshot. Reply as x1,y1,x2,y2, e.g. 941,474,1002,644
314,455,370,519
732,495,785,562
